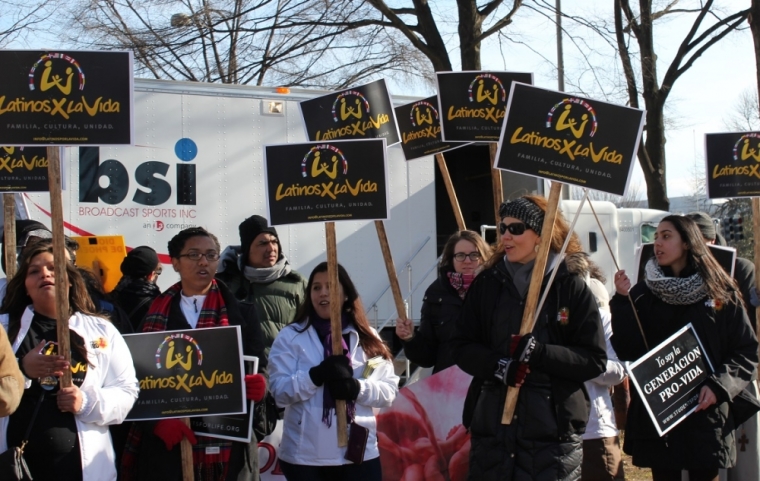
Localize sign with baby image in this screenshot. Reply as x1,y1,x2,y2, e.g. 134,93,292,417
626,323,714,436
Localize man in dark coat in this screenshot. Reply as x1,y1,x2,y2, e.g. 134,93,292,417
110,246,162,330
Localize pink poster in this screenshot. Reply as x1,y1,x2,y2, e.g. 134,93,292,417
377,366,473,481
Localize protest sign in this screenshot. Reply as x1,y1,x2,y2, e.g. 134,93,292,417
496,83,644,196
123,326,246,421
436,71,532,142
299,79,399,145
627,324,714,436
72,235,127,292
0,50,133,145
0,146,52,191
635,243,736,284
394,96,468,160
705,132,760,198
264,139,389,225
191,356,259,442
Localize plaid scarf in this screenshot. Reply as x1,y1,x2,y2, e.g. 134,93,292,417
123,280,234,481
447,271,475,299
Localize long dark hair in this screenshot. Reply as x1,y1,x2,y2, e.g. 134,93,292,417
292,262,391,360
1,241,97,360
659,215,739,304
439,230,492,275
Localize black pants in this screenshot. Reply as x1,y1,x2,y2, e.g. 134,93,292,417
651,468,719,481
279,457,382,481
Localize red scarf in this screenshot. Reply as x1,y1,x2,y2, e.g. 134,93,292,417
447,271,475,299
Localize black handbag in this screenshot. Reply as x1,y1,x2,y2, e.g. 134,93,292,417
0,391,45,480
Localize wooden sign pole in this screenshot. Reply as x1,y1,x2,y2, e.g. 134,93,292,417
374,221,408,321
326,222,349,447
434,153,466,231
3,194,16,279
501,181,562,424
490,143,504,227
180,418,194,481
47,146,72,388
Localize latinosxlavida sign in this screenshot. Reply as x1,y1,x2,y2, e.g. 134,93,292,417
705,132,760,198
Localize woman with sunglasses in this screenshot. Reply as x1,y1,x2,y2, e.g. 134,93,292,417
611,216,757,481
396,230,491,374
451,195,607,481
121,227,267,481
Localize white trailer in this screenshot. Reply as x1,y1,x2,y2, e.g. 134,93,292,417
23,78,438,330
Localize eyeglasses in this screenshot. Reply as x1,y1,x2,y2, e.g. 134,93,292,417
178,252,220,261
499,222,529,236
453,252,481,262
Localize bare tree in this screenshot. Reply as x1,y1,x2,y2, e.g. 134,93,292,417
0,0,61,47
725,88,760,131
570,182,644,208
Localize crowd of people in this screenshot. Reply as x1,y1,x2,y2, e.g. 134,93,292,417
0,198,758,481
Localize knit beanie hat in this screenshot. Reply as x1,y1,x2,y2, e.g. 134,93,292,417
239,215,278,256
121,246,159,277
498,198,545,233
685,212,716,242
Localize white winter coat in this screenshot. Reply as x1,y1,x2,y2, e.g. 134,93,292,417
583,308,626,440
269,320,399,465
0,306,140,480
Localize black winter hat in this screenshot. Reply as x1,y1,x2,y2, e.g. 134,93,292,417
685,212,716,242
239,215,278,256
498,198,545,233
121,246,160,278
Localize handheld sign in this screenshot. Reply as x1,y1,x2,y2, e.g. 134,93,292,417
263,139,389,225
436,71,532,142
123,326,246,421
626,324,714,436
636,243,736,285
0,146,51,192
299,79,400,145
0,50,134,145
72,235,127,292
705,132,760,198
495,83,644,196
394,96,469,161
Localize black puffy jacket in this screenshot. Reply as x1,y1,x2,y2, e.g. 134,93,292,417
451,258,606,481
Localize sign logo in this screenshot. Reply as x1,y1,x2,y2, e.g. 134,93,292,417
332,91,370,122
410,101,438,127
468,74,506,106
301,144,348,179
546,98,598,139
732,133,760,162
0,146,48,173
29,53,86,94
155,333,203,370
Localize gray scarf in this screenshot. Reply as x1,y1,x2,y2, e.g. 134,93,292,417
504,252,557,298
644,258,707,305
243,256,292,284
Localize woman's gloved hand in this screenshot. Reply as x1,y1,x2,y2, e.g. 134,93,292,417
326,378,361,400
309,355,353,386
153,419,198,450
494,358,529,387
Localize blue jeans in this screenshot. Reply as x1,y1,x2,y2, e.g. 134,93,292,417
279,457,382,481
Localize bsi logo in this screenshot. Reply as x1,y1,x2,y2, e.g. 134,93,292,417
79,138,197,206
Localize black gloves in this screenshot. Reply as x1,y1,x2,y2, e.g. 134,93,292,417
309,355,353,386
510,334,543,364
326,378,361,400
494,358,529,387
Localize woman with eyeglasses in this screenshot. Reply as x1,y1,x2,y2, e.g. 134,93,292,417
121,227,268,481
610,216,758,481
451,195,607,481
396,230,491,374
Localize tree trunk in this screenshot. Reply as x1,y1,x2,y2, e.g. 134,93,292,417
457,0,482,70
641,106,670,211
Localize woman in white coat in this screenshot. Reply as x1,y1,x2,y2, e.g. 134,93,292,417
269,262,399,481
0,241,139,481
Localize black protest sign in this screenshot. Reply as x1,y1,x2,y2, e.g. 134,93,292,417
705,132,760,198
299,79,399,146
496,83,644,196
0,50,133,145
636,243,735,285
123,326,246,421
264,139,389,225
436,71,532,142
627,324,714,436
0,146,51,191
394,96,468,160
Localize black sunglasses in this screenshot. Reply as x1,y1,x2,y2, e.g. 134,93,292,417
499,222,528,236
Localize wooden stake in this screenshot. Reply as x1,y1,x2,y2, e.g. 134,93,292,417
47,146,72,388
374,221,408,321
501,182,562,424
325,222,348,447
3,194,16,279
435,154,466,231
180,418,194,481
490,144,503,226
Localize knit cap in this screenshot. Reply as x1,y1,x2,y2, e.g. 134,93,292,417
239,215,278,256
498,198,545,233
121,246,160,277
